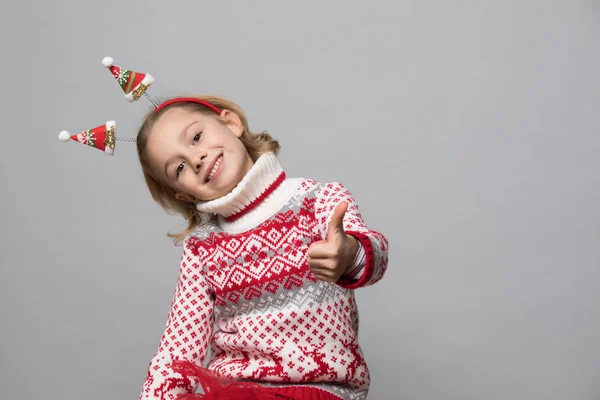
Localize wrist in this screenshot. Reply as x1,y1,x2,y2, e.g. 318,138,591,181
343,235,359,271
343,235,366,279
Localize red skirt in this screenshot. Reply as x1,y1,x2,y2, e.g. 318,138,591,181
172,360,341,400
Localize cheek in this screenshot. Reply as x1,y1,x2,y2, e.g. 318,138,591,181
182,170,199,188
227,135,247,153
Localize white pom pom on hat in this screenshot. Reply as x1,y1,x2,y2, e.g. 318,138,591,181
58,131,71,142
102,57,114,67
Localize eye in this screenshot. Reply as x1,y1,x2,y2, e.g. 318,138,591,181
176,161,185,178
193,132,202,144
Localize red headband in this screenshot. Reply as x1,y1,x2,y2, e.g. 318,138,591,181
154,97,222,115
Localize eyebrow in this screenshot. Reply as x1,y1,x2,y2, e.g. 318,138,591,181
162,120,199,180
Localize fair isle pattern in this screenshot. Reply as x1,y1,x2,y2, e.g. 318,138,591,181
140,180,388,400
141,248,214,400
215,275,353,320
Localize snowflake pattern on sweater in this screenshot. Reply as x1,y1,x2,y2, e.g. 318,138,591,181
140,173,388,400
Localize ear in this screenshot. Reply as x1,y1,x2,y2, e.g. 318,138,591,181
220,109,244,138
175,192,197,203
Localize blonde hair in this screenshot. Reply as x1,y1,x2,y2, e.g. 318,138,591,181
137,95,280,244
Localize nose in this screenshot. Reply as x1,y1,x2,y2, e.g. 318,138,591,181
194,154,207,172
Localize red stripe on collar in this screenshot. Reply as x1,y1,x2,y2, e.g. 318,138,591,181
225,171,287,222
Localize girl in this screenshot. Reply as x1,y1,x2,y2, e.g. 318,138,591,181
136,95,388,400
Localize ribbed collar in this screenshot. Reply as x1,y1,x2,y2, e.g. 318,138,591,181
195,152,286,221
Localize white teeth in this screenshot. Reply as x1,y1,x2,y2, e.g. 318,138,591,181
207,155,222,181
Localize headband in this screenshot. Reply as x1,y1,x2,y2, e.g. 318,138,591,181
154,97,222,115
57,57,221,155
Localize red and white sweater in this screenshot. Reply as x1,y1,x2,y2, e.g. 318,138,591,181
139,153,388,400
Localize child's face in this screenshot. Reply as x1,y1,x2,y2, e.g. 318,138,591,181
145,107,254,202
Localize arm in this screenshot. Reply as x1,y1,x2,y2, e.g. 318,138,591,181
139,238,214,400
314,182,389,289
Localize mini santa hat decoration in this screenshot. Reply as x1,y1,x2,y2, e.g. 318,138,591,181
58,121,116,155
102,56,154,102
57,56,223,158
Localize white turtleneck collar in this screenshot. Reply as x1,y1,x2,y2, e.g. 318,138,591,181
195,153,303,234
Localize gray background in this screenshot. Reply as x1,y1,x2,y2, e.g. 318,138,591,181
1,1,599,399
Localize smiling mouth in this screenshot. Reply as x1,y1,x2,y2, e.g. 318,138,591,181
206,155,223,183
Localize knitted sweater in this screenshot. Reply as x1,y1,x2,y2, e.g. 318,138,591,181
140,154,388,400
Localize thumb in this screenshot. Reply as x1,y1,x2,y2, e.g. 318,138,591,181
326,201,348,241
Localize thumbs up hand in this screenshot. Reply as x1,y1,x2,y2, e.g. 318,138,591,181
307,201,359,282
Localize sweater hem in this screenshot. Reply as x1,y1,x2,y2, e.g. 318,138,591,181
258,381,365,400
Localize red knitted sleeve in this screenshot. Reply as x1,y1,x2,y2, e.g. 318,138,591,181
139,238,214,400
314,182,389,289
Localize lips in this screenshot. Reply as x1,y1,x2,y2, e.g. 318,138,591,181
205,154,223,183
